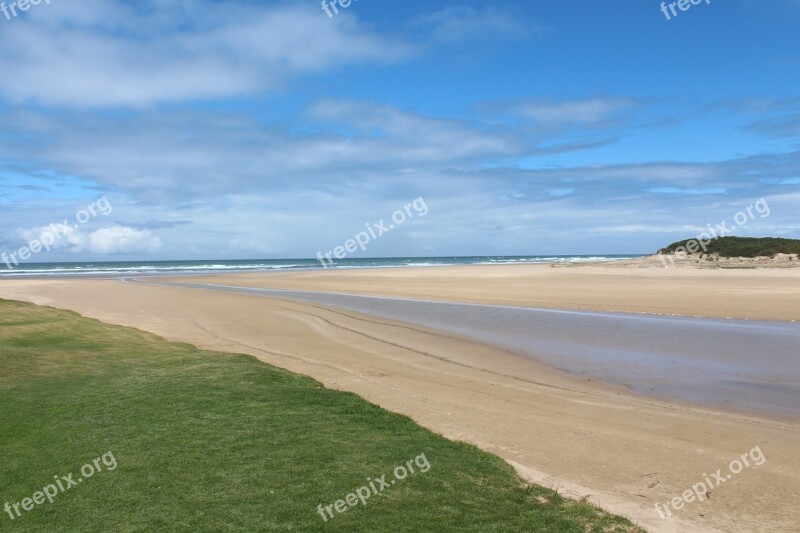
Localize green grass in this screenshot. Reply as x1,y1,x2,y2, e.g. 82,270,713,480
0,299,644,532
658,236,800,258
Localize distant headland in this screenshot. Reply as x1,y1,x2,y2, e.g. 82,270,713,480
658,236,800,258
655,237,800,269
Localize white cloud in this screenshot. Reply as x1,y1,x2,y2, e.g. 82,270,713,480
16,223,161,256
501,98,635,124
88,226,162,254
0,2,409,107
18,223,86,251
0,102,527,197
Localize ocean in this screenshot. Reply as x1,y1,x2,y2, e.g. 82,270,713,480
0,256,639,278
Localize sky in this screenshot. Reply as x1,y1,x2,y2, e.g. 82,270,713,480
0,0,799,262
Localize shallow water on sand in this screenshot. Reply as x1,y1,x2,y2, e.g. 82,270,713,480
166,282,800,419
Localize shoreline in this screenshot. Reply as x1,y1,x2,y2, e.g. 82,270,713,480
0,256,643,279
2,252,799,281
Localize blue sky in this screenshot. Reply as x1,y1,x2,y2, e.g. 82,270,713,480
1,0,799,261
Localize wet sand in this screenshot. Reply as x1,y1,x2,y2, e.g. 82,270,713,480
157,280,800,419
1,265,799,532
183,262,800,321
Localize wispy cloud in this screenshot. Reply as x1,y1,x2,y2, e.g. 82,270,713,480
491,98,637,124
0,1,409,107
410,6,532,44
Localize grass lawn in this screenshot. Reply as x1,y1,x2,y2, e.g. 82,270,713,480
0,299,644,532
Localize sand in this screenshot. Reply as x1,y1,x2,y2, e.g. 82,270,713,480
185,261,800,321
1,263,799,532
603,253,800,270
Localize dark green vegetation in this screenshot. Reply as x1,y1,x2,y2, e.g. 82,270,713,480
0,299,643,532
659,236,800,258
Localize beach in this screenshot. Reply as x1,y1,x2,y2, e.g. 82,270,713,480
1,262,799,532
4,2,798,531
190,260,800,320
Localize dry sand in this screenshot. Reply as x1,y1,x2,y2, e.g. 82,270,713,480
1,263,799,532
186,260,800,321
